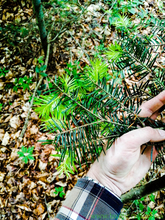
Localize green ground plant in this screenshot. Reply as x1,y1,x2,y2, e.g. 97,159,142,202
17,146,35,164
13,76,33,92
0,104,3,111
104,0,145,24
54,186,65,198
119,194,158,219
0,68,9,77
133,194,158,220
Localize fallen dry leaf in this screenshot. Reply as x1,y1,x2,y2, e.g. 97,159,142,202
0,81,4,90
2,132,10,146
0,172,5,181
30,125,38,134
10,116,21,129
11,130,21,139
10,148,19,161
0,129,5,141
39,160,47,171
22,102,30,112
4,114,12,123
31,112,39,120
55,181,67,187
16,204,32,212
33,203,45,215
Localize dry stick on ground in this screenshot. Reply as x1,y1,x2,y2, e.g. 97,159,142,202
18,40,51,142
121,175,165,203
18,12,58,142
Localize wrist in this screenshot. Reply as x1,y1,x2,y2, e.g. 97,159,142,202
87,165,122,197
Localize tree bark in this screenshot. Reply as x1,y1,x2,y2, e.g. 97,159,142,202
32,0,47,55
121,175,165,203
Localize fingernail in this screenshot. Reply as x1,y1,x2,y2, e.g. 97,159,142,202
158,129,165,137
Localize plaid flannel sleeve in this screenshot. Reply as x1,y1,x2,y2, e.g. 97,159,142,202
55,177,123,220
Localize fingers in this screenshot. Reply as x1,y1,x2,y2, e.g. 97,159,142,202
118,127,165,152
141,145,158,162
138,90,165,118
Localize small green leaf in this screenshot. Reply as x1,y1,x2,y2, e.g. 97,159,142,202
59,191,65,198
128,8,136,14
40,72,48,77
38,56,44,64
17,146,35,164
23,157,28,164
40,65,47,72
27,146,34,154
28,155,35,161
149,194,155,202
35,66,40,73
17,151,24,157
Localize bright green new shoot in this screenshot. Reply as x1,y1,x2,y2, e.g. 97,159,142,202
106,42,123,62
52,151,77,178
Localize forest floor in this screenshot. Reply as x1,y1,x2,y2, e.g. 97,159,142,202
0,0,165,219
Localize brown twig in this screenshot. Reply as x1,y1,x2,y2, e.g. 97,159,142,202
18,38,51,142
121,175,165,203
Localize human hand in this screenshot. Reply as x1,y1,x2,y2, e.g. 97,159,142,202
87,91,165,197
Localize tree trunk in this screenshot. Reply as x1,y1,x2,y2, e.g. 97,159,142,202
121,175,165,203
32,0,47,55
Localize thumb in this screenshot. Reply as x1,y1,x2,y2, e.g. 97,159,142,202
118,127,165,151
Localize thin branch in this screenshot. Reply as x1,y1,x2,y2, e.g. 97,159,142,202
69,32,91,63
53,120,106,135
50,119,133,138
125,49,152,74
18,35,51,141
53,134,118,150
148,43,165,47
121,175,165,203
50,25,67,43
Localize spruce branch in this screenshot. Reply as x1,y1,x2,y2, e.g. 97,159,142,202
86,73,139,114
84,71,146,128
48,77,140,131
149,43,165,47
49,77,103,121
122,44,153,76
53,120,107,136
